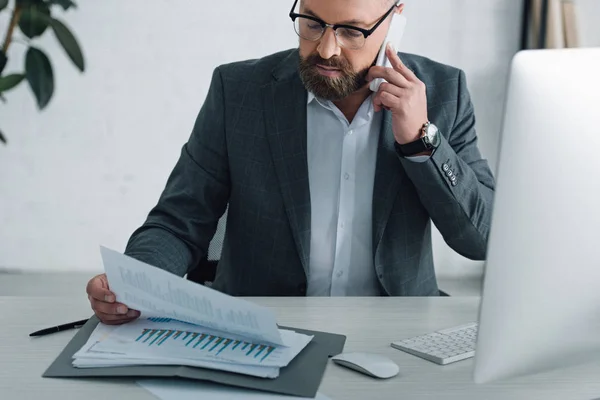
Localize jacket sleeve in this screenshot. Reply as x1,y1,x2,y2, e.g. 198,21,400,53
398,69,495,260
124,67,230,276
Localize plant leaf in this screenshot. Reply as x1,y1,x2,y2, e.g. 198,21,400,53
16,0,46,6
0,0,9,11
19,3,51,39
49,17,84,71
0,129,6,144
45,0,76,10
0,73,26,92
25,47,54,109
0,50,7,75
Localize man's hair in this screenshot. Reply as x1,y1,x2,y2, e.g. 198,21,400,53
299,0,398,11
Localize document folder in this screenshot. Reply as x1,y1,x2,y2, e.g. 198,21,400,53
43,316,346,398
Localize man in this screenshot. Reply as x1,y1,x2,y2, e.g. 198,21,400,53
86,0,495,325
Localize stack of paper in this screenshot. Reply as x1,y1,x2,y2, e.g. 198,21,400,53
72,247,313,379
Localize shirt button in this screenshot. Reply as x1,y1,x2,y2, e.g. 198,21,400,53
340,222,345,228
344,173,350,180
348,130,353,135
336,271,343,278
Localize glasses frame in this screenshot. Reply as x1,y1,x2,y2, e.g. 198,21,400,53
289,0,401,49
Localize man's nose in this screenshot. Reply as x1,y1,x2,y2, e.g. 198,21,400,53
317,28,341,60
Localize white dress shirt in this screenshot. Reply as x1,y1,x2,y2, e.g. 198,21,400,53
306,92,430,296
306,93,382,296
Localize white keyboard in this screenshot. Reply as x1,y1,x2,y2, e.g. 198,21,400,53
390,322,478,365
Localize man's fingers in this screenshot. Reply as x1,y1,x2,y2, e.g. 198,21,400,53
90,297,139,317
95,312,138,325
367,66,411,89
379,82,404,98
373,90,397,112
386,43,418,82
86,274,116,303
374,91,400,112
380,91,398,108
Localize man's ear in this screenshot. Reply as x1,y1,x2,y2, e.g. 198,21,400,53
397,3,405,14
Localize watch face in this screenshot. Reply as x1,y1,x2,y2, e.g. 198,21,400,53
426,124,441,147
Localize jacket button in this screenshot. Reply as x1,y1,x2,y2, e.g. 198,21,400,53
298,283,307,295
442,164,450,172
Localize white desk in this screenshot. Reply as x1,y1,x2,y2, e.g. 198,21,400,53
1,282,600,399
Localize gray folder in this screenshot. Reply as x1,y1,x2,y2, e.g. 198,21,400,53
43,316,346,398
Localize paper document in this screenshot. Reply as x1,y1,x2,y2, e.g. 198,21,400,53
73,323,280,377
138,378,332,400
73,247,314,379
72,309,283,378
89,318,312,368
100,246,283,346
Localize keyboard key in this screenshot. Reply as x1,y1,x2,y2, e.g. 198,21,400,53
390,322,478,366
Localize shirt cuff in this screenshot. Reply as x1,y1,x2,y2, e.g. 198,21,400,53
404,154,432,163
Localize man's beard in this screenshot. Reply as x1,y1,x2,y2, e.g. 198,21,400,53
298,52,370,101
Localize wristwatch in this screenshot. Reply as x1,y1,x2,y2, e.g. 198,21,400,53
396,122,441,157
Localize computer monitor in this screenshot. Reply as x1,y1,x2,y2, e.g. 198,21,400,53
473,47,600,383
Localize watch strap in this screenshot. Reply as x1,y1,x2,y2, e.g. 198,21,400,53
396,139,427,157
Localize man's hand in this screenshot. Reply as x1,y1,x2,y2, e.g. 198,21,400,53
86,273,140,325
367,43,429,145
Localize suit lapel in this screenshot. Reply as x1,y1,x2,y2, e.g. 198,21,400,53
372,110,406,254
262,51,311,277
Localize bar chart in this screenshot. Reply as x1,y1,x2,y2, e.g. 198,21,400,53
134,325,276,363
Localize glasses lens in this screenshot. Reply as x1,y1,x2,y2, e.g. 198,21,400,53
294,17,324,41
335,27,365,50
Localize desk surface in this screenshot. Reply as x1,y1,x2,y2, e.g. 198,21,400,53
1,292,600,399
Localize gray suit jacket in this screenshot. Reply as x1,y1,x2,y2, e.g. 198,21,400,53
124,49,495,296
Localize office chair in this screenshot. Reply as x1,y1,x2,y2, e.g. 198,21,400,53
186,208,227,286
186,208,450,296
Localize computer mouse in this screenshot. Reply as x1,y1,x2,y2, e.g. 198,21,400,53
331,352,400,379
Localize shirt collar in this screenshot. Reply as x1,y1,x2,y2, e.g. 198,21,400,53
307,91,375,121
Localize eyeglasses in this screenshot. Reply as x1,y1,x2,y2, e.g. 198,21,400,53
289,0,400,50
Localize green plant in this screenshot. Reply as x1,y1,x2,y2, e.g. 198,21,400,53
0,0,84,144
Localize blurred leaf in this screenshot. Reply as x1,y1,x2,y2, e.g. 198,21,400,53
0,73,26,92
19,3,51,39
0,50,7,74
16,0,45,5
25,47,54,109
45,0,76,10
0,0,9,11
49,17,84,71
0,129,6,144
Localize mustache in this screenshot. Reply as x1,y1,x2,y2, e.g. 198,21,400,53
304,53,351,71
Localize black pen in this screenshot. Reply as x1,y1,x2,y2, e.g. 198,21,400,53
29,318,90,337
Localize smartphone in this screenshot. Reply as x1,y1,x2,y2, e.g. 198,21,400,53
369,13,407,92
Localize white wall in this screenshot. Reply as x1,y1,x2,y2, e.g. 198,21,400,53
575,0,600,47
0,0,523,273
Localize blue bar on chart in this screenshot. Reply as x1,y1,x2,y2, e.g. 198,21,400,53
132,326,278,362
